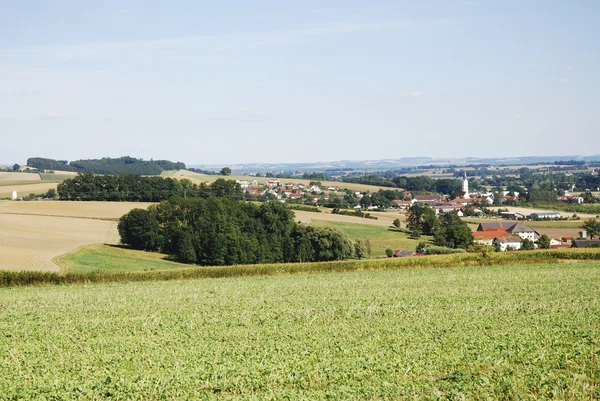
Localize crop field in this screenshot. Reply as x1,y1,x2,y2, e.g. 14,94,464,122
0,263,598,399
311,220,421,256
0,201,155,271
0,182,58,199
293,209,400,227
0,214,119,271
0,172,40,181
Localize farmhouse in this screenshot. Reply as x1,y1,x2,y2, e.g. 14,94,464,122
472,231,505,246
412,195,444,204
493,236,522,251
476,221,539,241
392,200,412,210
432,205,463,216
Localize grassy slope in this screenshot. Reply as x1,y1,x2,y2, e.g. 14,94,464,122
56,244,189,273
1,263,598,399
311,220,423,256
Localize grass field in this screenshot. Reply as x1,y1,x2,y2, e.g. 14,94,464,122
0,182,58,199
311,220,422,256
1,263,598,399
57,244,188,273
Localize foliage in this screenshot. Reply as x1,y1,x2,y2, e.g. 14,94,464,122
520,238,535,250
393,218,401,229
220,166,232,176
57,172,243,202
434,211,473,249
27,156,185,174
537,234,551,249
12,163,20,171
406,204,439,235
119,198,354,265
421,245,467,255
385,248,394,258
582,218,600,239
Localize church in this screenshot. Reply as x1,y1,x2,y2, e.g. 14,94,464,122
460,172,470,199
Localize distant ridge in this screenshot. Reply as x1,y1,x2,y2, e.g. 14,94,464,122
191,155,600,173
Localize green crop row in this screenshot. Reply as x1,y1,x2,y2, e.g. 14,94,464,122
2,249,600,288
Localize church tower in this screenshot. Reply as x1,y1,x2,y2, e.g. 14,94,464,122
462,172,470,199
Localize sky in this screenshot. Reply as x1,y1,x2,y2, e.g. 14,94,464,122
1,0,599,165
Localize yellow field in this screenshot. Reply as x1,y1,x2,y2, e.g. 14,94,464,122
0,200,154,219
0,201,156,271
0,182,58,199
0,172,40,181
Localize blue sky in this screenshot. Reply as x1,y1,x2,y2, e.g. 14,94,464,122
1,1,598,165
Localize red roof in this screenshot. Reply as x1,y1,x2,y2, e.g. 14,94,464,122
472,231,509,239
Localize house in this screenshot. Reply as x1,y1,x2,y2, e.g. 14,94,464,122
472,231,506,246
477,222,516,232
493,236,523,251
392,200,412,210
499,211,525,220
506,222,539,241
432,205,464,216
530,212,561,219
571,240,600,248
549,238,562,247
477,222,538,241
309,185,322,193
412,195,444,204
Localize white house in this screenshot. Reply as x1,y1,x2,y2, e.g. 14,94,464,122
11,189,17,201
493,236,522,251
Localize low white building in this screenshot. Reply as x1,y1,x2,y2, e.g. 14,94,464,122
11,189,17,200
493,236,522,251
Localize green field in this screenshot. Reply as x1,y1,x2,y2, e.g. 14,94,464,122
1,263,598,399
311,220,423,256
56,244,189,273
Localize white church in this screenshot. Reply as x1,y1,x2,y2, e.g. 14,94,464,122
461,172,470,199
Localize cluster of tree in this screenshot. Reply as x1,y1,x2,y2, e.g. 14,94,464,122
57,172,243,202
360,189,406,209
406,204,473,249
342,175,396,188
27,156,186,175
118,198,355,265
582,219,600,239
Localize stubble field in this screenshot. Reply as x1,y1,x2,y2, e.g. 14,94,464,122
0,201,154,271
0,263,598,399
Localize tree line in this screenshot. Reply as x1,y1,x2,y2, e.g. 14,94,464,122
27,156,186,175
118,198,355,265
57,172,243,202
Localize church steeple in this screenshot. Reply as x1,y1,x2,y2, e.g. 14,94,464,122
462,172,470,199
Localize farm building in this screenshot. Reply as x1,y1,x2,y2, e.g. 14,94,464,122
571,240,600,248
530,212,561,219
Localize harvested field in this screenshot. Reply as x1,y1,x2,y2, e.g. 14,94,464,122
0,182,58,198
0,214,119,271
0,172,40,181
294,210,396,227
0,200,154,220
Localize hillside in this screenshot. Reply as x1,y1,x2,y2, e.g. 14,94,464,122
27,156,186,175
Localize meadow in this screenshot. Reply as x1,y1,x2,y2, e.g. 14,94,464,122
0,263,598,399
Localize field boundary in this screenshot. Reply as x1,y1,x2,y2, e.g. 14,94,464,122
2,248,600,288
0,211,118,222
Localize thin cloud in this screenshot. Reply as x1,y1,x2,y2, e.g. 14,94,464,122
40,112,59,119
400,91,425,97
239,107,251,112
0,19,451,60
557,78,572,84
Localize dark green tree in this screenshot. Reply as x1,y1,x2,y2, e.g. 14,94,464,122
385,248,394,258
12,164,20,171
220,167,232,176
520,238,535,250
537,234,551,249
117,208,161,251
582,218,600,239
434,211,473,249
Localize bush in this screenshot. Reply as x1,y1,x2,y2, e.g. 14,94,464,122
385,248,394,258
